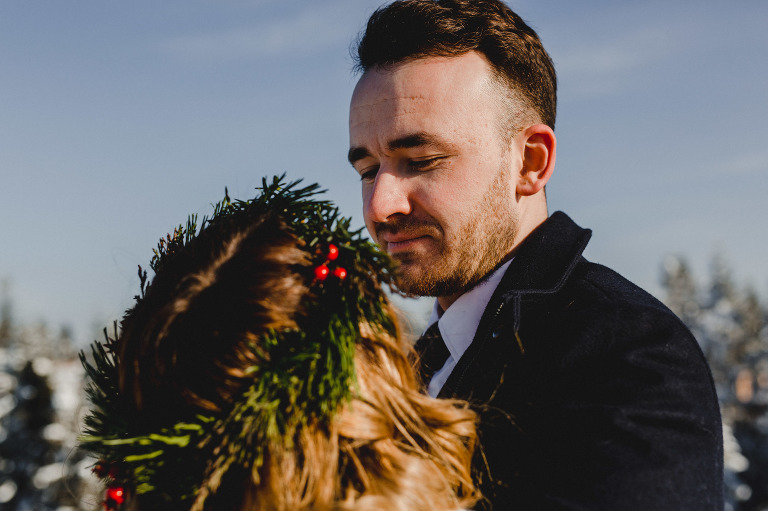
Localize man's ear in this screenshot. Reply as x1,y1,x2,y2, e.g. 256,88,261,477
516,124,556,196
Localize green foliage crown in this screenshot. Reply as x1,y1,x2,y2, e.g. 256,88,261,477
79,175,396,509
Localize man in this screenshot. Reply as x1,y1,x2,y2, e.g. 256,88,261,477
347,1,723,510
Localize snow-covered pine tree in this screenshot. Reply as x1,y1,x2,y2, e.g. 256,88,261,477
0,301,100,510
661,254,768,511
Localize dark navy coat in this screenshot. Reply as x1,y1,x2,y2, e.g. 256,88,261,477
437,212,723,511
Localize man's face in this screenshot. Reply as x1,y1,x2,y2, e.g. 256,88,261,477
348,52,523,298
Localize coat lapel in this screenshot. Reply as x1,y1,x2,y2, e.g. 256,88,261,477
439,211,592,401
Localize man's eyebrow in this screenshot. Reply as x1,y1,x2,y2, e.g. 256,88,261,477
387,132,444,152
347,146,370,166
348,132,447,166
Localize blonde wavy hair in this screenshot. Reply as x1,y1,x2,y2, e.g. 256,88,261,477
116,211,478,511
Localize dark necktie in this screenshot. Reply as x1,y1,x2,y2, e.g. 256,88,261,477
413,322,450,386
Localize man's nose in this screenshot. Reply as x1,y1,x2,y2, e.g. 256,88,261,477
365,169,412,224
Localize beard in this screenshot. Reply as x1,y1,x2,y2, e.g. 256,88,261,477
380,166,519,298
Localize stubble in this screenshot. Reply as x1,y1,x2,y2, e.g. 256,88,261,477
394,166,518,297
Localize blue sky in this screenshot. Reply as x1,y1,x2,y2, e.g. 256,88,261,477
2,0,767,344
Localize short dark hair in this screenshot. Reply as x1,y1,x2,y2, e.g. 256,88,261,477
354,0,557,130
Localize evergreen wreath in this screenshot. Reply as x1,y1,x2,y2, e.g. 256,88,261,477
79,175,397,510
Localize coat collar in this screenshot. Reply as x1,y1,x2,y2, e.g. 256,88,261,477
497,211,592,297
438,212,591,398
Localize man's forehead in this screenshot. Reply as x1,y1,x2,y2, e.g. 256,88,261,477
349,71,433,139
350,90,427,118
348,96,435,152
351,71,424,111
348,52,509,153
352,52,495,102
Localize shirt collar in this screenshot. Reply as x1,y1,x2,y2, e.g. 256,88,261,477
425,260,512,362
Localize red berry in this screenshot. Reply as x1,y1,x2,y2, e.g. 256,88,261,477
333,267,347,280
314,265,330,280
327,244,339,261
106,486,126,505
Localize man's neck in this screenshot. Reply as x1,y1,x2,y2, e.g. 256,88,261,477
437,254,515,311
437,293,461,312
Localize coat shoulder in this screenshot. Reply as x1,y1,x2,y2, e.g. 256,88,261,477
481,258,725,510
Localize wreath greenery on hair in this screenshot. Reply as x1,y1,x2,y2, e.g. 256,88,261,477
79,175,397,510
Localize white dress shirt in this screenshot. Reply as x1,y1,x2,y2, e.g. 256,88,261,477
425,260,512,398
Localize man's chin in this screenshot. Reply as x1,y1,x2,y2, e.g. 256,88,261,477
393,265,461,298
393,257,487,298
391,261,434,296
393,278,437,297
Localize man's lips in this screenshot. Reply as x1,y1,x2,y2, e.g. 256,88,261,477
381,234,431,252
379,231,428,244
374,218,441,254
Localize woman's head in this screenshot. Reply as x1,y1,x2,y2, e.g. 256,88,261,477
118,210,313,422
81,177,477,511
